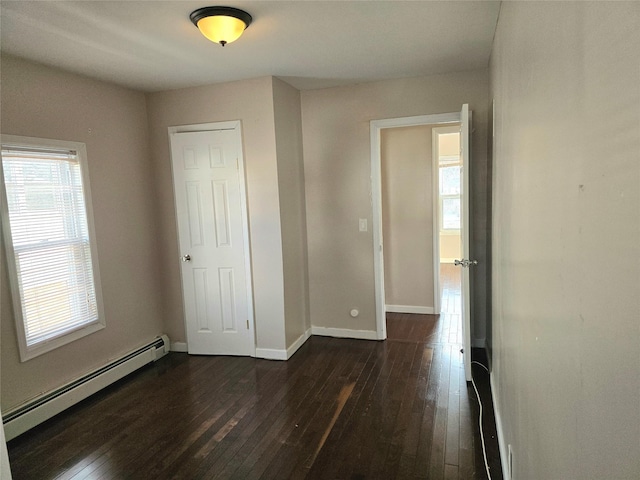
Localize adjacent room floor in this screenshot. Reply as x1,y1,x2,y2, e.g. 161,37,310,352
7,265,501,479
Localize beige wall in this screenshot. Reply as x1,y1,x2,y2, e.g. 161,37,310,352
272,77,311,346
1,62,311,410
0,55,164,409
146,77,288,351
440,234,461,261
381,125,434,309
301,70,489,339
439,132,459,158
490,2,640,478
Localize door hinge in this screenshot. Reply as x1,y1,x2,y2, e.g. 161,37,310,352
246,320,249,330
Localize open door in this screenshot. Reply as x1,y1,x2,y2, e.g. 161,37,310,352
457,104,476,382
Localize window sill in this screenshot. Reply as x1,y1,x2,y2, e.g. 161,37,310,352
20,321,105,362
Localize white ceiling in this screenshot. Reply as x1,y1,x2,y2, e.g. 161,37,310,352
0,1,501,92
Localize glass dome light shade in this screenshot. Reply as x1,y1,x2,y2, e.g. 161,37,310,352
190,7,252,46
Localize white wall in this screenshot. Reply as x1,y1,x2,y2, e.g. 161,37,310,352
490,2,640,478
0,55,164,410
301,70,489,340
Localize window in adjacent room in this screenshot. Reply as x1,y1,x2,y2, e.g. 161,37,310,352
438,133,461,232
1,135,104,361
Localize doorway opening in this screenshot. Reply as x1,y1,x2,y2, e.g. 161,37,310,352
370,112,459,340
370,105,472,381
434,126,462,318
380,124,439,318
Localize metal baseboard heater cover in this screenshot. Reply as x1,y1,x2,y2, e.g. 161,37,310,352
2,334,170,441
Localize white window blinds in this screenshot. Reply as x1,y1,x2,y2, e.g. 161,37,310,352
1,142,102,353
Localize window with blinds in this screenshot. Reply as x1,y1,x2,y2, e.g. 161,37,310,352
1,136,104,361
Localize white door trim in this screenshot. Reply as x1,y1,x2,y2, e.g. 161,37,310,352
168,121,256,356
370,113,460,340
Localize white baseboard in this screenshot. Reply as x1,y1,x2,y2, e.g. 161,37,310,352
255,328,311,361
174,331,311,361
286,328,312,359
170,342,188,352
255,347,288,361
310,326,378,340
472,337,487,348
385,305,435,314
491,371,510,480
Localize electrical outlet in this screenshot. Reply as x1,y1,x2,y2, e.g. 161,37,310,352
508,444,514,480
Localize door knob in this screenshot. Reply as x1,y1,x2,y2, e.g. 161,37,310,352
454,259,478,268
181,254,191,262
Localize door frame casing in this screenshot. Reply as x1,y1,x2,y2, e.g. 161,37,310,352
168,120,256,356
370,112,460,340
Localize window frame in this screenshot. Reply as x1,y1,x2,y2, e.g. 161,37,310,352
438,155,462,235
1,135,105,362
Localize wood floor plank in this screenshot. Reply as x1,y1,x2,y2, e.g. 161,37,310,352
366,341,417,478
278,342,374,480
445,348,461,467
110,357,256,478
201,347,333,478
444,463,459,480
246,348,360,480
395,347,434,479
428,344,453,480
458,368,477,479
233,343,359,478
413,343,443,477
310,342,401,479
304,341,387,480
213,347,342,479
379,342,423,479
7,265,502,480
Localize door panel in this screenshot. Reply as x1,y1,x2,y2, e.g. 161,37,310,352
460,104,473,381
170,128,253,356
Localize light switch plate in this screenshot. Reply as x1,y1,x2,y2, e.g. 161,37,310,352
359,218,368,232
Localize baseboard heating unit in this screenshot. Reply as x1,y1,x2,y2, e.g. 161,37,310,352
2,334,170,441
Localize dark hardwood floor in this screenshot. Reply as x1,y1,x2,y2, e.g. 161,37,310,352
7,265,502,479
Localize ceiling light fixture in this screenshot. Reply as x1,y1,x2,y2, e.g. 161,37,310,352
190,6,252,47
